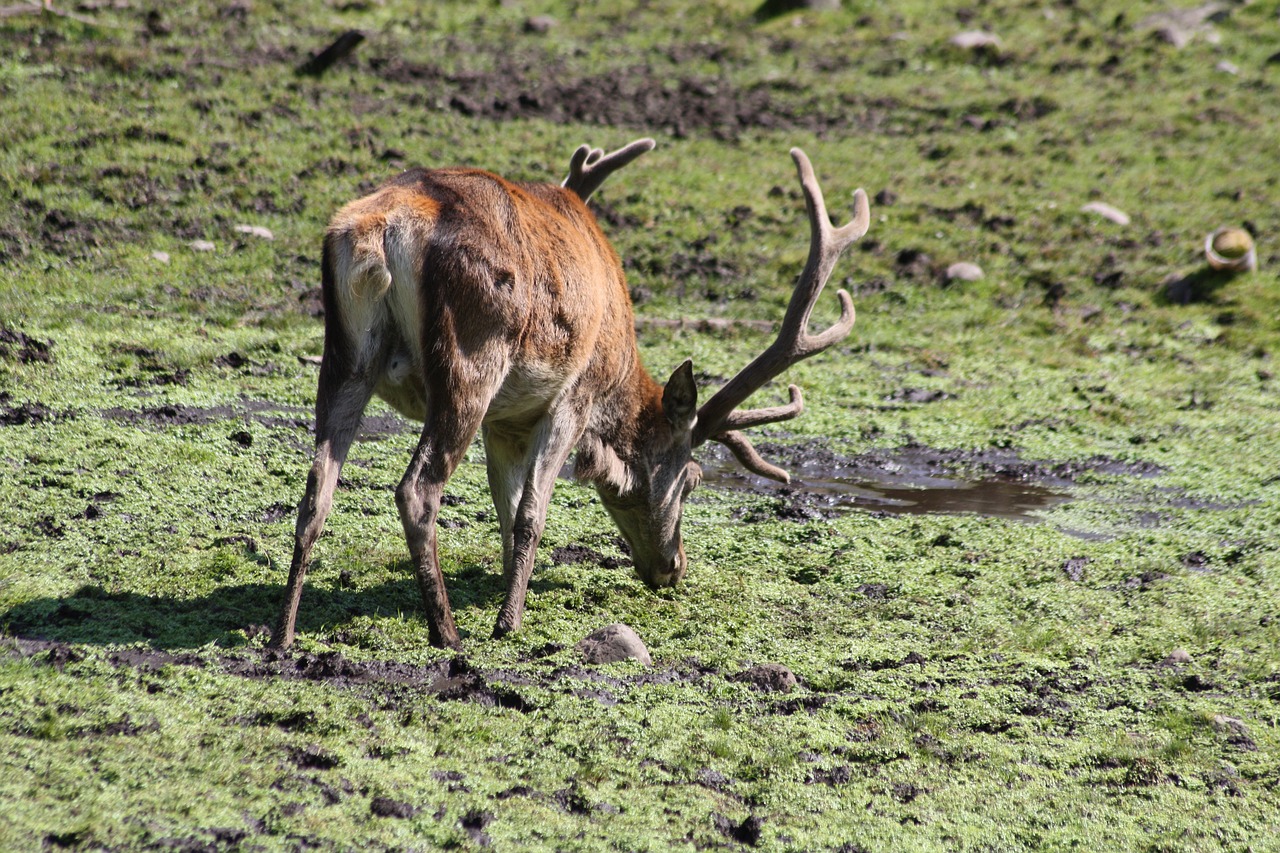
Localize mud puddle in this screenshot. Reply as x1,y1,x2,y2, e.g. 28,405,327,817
696,443,1163,524
700,452,1069,522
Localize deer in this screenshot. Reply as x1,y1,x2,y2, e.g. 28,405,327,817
270,138,870,651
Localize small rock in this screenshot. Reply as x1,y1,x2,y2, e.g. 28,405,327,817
151,251,170,264
577,623,651,666
1213,715,1247,734
189,240,215,252
234,224,274,240
944,261,984,282
1135,3,1229,49
523,15,556,33
1162,648,1194,666
950,30,1001,50
1216,60,1239,75
1081,202,1130,226
732,664,797,693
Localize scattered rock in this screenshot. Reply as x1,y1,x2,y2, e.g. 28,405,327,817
944,261,984,283
1213,715,1257,750
1212,714,1247,734
1162,648,1193,666
189,239,215,252
1081,202,1130,226
151,250,170,264
732,664,797,693
1135,3,1229,49
577,623,651,666
234,224,274,240
1216,60,1239,75
949,30,1002,51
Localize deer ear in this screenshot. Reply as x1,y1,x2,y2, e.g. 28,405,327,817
663,359,698,435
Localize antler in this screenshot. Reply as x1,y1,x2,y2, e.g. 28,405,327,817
691,148,871,483
562,138,656,201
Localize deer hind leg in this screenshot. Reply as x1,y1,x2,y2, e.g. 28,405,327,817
396,391,491,651
271,352,381,649
491,403,588,639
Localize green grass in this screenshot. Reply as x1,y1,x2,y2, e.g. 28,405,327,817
2,0,1279,849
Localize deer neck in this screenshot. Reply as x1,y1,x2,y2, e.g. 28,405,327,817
574,356,667,495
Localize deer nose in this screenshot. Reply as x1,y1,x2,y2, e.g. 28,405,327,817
643,545,686,590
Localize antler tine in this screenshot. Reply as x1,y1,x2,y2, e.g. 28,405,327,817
717,430,792,484
692,149,870,481
562,137,657,202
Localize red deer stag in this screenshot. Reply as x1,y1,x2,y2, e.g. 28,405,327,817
271,140,870,650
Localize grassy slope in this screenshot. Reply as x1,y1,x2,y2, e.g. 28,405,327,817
1,0,1278,850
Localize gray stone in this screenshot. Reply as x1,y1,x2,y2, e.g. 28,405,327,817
234,224,274,240
949,30,1001,51
577,623,651,666
945,261,984,283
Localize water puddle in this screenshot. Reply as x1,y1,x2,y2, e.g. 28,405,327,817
698,448,1072,523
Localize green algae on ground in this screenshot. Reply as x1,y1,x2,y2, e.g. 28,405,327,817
2,0,1279,849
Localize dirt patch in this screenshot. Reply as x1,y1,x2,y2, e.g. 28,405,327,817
550,543,628,570
98,399,415,442
366,43,1023,141
0,392,65,426
0,325,53,364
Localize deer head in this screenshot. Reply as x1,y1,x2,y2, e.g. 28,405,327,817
574,148,871,591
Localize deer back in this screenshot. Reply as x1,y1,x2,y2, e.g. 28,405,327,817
321,167,645,430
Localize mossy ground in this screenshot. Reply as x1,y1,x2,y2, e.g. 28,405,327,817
1,1,1278,850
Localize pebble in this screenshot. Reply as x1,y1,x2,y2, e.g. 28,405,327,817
950,30,1001,50
1081,202,1130,226
577,623,651,666
189,240,215,252
234,224,274,240
151,251,170,264
945,261,984,282
1213,715,1248,735
1162,648,1193,665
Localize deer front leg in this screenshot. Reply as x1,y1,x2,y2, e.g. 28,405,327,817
396,402,487,650
492,405,586,639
